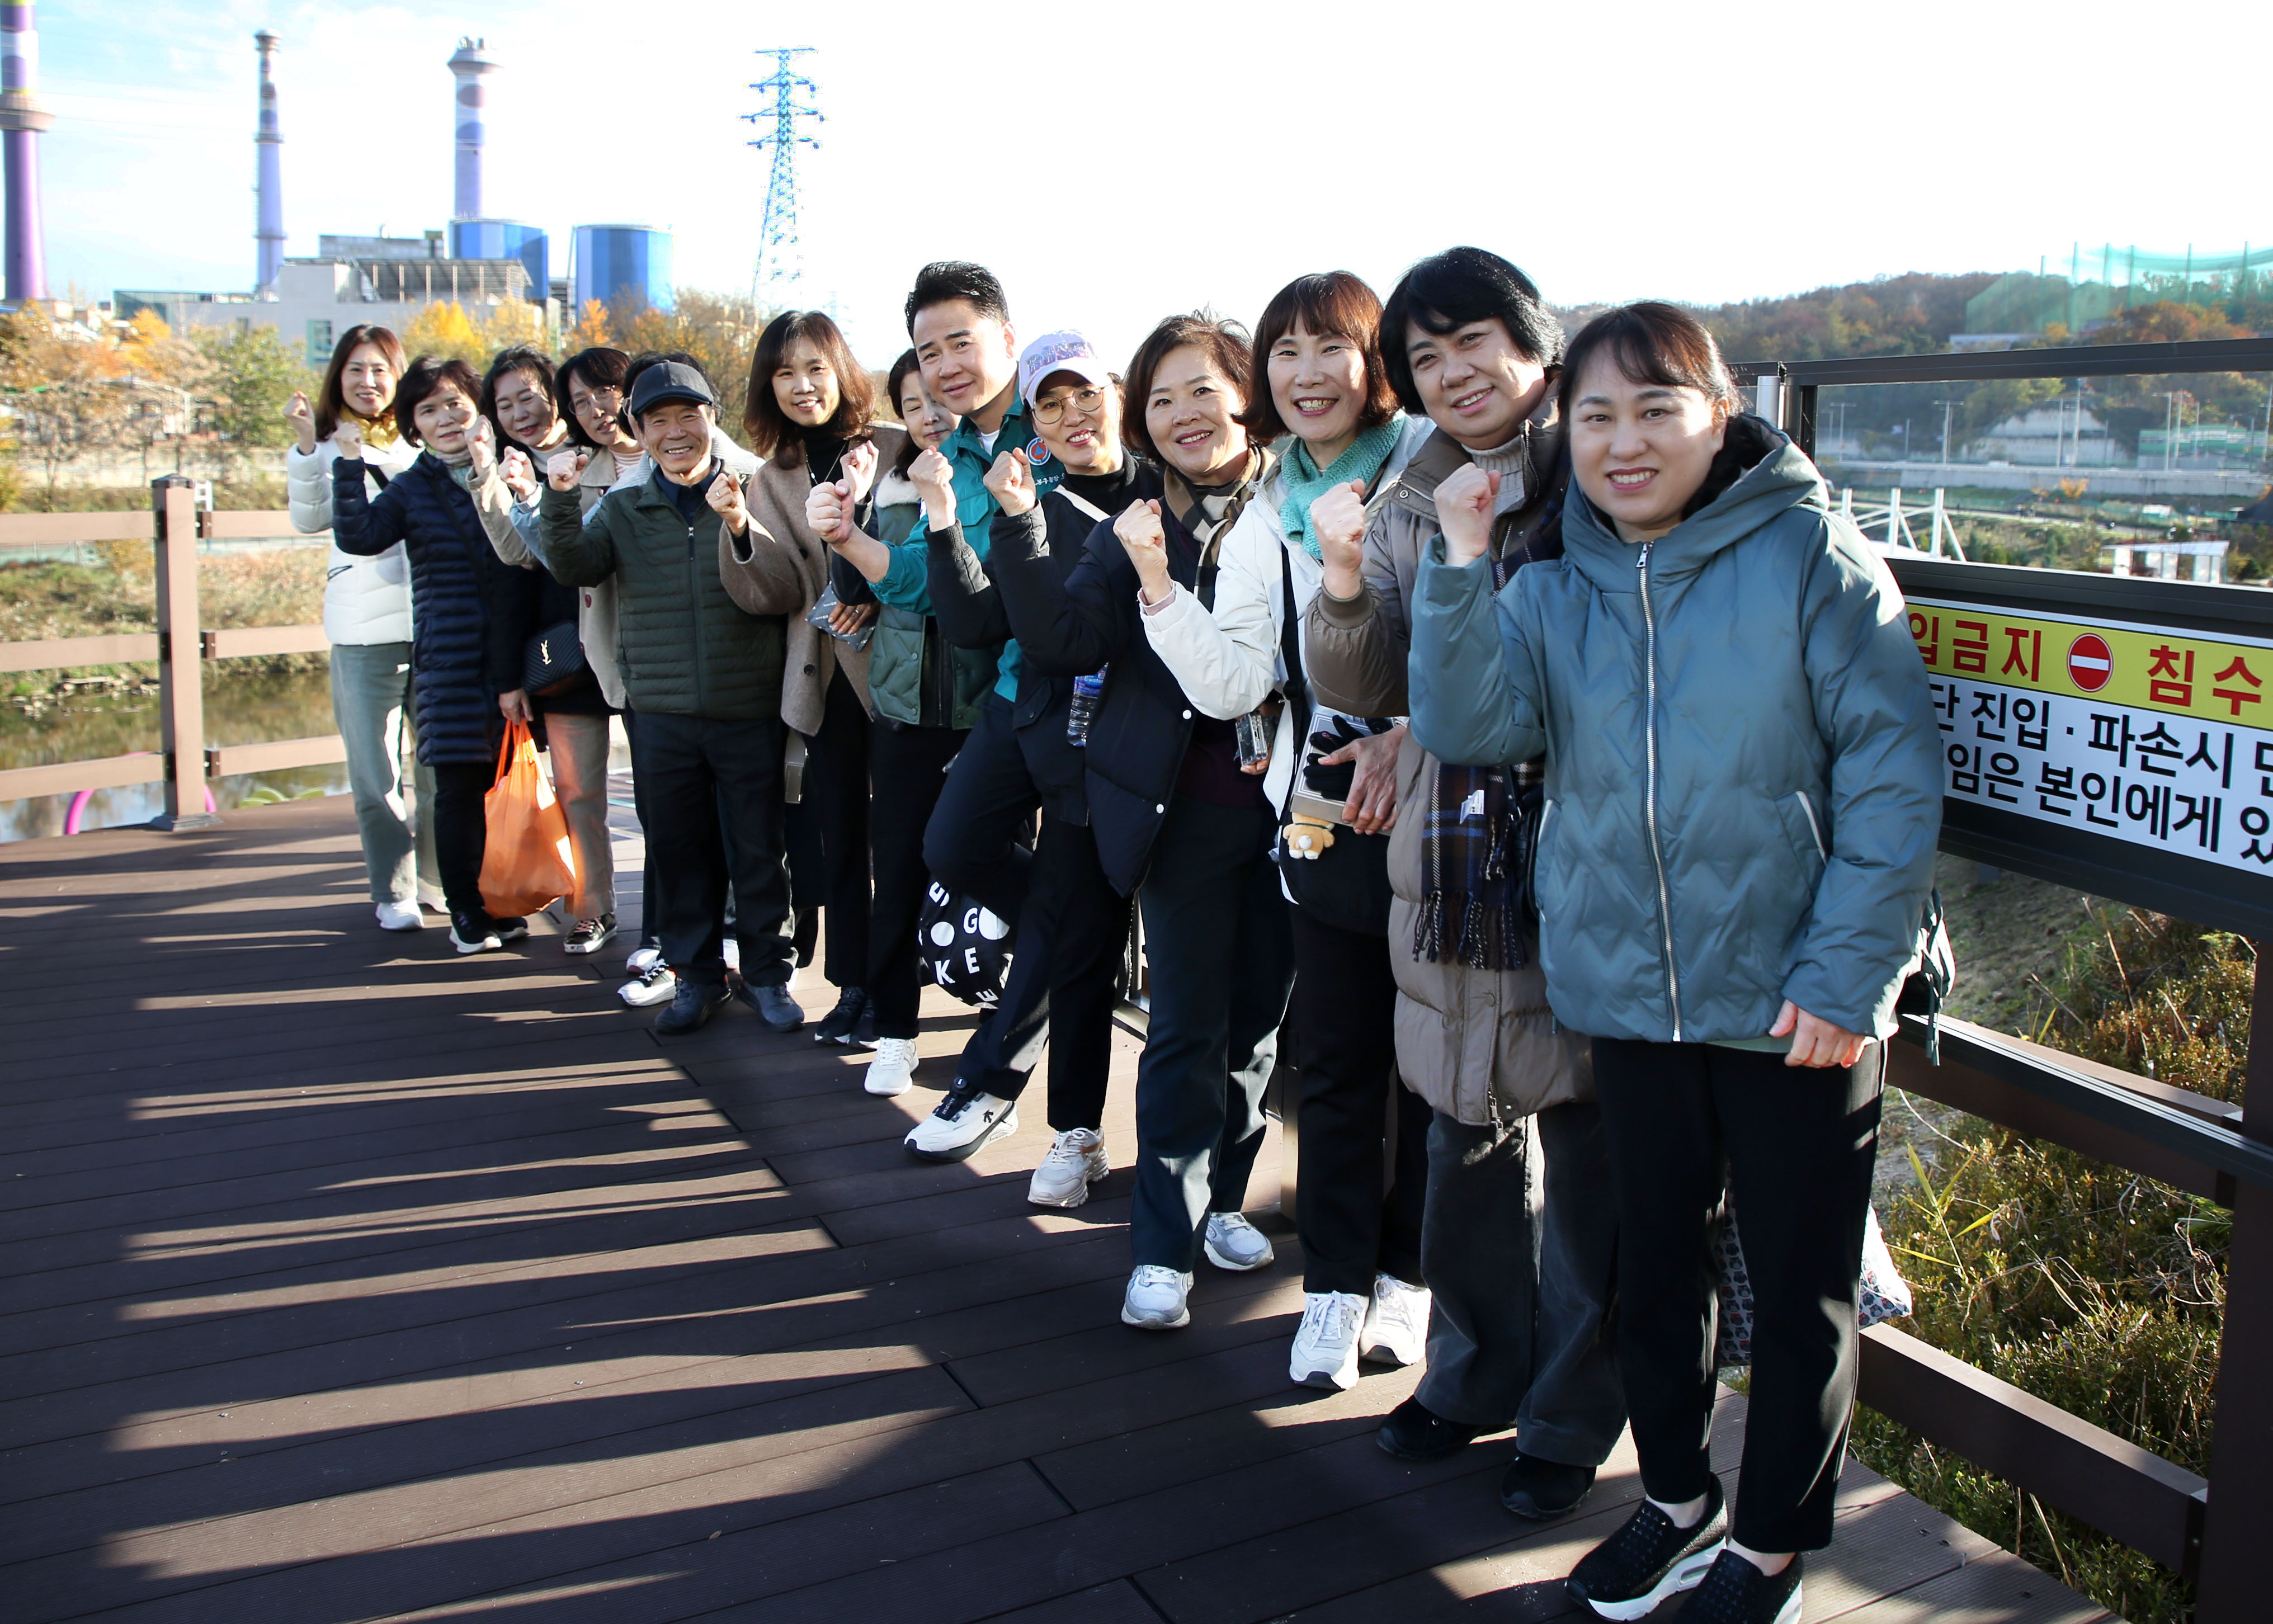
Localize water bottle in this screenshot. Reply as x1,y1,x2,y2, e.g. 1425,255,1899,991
1067,665,1108,746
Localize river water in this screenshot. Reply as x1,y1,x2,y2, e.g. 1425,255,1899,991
1,671,348,842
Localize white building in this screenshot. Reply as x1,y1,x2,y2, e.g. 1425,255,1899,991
1970,402,2121,468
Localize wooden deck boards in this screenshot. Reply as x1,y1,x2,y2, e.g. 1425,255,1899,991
0,797,2114,1622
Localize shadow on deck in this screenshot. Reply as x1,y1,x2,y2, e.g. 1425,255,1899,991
0,797,2112,1622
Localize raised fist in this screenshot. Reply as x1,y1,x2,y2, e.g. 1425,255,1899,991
546,447,590,493
706,464,751,534
331,418,364,462
466,415,498,479
806,478,854,545
1310,479,1369,593
499,445,537,503
909,446,956,526
1114,497,1172,602
1436,464,1500,566
285,390,317,454
842,438,880,507
983,448,1035,517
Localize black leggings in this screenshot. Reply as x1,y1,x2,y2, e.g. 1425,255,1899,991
865,721,966,1038
428,759,495,918
1591,1036,1885,1554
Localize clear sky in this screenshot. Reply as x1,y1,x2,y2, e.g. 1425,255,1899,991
35,0,2270,368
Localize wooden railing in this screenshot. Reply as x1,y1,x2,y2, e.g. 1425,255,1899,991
0,476,341,814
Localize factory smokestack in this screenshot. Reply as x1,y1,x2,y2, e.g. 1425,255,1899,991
447,37,497,223
254,31,284,290
0,0,53,302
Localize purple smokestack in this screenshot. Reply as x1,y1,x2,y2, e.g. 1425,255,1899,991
447,37,496,222
0,0,52,301
254,31,284,289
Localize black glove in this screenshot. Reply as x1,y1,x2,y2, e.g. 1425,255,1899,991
1303,716,1370,799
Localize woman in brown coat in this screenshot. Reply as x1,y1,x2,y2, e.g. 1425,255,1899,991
726,311,902,1041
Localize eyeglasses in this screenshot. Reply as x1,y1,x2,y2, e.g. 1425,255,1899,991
1032,386,1107,427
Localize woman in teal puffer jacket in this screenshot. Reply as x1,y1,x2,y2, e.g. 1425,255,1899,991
1409,303,1940,1624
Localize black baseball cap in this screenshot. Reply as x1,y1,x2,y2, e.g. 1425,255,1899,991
628,360,717,417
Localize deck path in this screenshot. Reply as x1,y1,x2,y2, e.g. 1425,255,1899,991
0,797,2112,1622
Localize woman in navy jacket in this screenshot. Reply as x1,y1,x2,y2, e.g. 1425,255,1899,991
332,356,539,956
988,315,1291,1335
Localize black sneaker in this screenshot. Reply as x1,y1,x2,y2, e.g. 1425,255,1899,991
1567,1476,1726,1620
1376,1398,1486,1461
1499,1453,1597,1520
490,915,530,945
1683,1550,1803,1624
734,979,805,1032
851,1001,878,1047
813,986,867,1045
564,913,616,955
449,911,501,955
656,980,730,1035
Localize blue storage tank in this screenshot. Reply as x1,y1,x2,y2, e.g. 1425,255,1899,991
449,219,548,297
572,224,673,315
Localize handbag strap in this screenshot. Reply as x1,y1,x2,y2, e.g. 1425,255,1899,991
1055,487,1110,524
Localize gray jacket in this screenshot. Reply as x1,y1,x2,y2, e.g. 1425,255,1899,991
1409,428,1940,1044
1307,419,1589,1125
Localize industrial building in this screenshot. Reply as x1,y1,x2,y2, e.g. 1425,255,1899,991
92,34,672,351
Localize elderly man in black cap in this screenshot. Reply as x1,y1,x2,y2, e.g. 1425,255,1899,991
537,358,808,1035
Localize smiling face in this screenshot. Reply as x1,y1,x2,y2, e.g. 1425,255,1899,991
1266,320,1369,466
896,374,959,454
412,383,476,456
1407,318,1550,451
493,367,560,450
1567,354,1726,545
772,334,841,431
567,374,634,451
1144,343,1249,485
1031,371,1121,476
341,343,397,421
911,298,1018,428
637,399,717,484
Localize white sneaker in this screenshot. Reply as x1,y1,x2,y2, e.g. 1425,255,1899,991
625,943,661,976
1289,1291,1367,1390
863,1037,919,1097
375,899,423,932
1202,1212,1274,1271
1121,1265,1194,1330
903,1090,1018,1163
619,964,678,1008
1360,1273,1432,1367
723,937,741,975
1029,1127,1109,1208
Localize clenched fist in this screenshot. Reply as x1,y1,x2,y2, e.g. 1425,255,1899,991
982,448,1036,517
285,390,317,455
806,478,855,545
546,447,591,493
1436,464,1500,566
1115,498,1172,605
910,447,957,531
466,415,498,480
500,445,537,503
1310,479,1369,598
331,418,364,462
706,464,751,534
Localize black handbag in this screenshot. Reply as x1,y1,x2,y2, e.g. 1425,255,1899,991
521,619,590,698
919,879,1013,1007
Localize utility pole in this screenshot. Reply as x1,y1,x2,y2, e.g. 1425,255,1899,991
1935,399,1959,469
743,48,821,319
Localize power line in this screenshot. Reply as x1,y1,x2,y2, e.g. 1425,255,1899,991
742,48,820,313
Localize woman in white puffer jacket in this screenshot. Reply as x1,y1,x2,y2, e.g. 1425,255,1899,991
284,324,431,930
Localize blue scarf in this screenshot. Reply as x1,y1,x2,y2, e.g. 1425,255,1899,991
1279,416,1404,559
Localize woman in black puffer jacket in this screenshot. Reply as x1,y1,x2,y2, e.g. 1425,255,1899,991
333,356,539,956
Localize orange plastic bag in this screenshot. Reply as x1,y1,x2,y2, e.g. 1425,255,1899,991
478,720,577,918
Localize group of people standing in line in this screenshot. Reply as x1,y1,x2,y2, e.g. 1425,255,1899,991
285,247,1942,1624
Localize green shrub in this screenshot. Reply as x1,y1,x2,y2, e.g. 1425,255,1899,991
1856,907,2246,1623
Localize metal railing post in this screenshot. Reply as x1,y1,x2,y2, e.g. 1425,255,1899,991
2192,951,2273,1614
150,474,219,831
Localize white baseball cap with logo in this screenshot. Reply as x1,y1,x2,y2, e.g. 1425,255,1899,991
1017,331,1112,407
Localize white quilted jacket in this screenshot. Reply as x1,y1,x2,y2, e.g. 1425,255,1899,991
287,432,422,646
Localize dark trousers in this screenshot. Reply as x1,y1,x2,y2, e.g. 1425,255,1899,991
633,710,794,990
1416,1104,1627,1465
803,667,872,989
428,759,494,917
1289,908,1430,1296
1592,1037,1885,1554
923,694,1034,923
1129,797,1294,1271
866,721,966,1038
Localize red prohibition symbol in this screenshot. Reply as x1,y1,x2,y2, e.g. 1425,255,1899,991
2067,633,2113,692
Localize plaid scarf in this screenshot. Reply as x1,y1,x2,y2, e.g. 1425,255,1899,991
1413,483,1562,970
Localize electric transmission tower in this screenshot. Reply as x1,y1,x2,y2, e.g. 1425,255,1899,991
743,48,822,314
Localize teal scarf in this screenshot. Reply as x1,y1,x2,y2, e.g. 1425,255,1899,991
1279,416,1404,559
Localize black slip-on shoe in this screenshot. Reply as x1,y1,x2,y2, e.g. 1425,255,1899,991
1681,1549,1803,1624
1499,1453,1598,1520
1567,1476,1726,1620
1376,1397,1487,1462
735,978,805,1032
655,980,730,1035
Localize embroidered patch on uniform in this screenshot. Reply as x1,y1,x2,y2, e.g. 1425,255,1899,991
1026,437,1054,465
